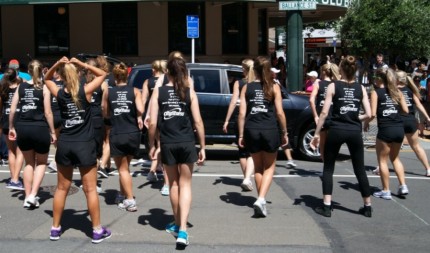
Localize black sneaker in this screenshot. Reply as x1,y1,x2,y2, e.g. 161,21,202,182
315,204,332,217
359,205,372,218
106,167,117,176
97,167,109,178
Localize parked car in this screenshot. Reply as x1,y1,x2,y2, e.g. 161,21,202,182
127,63,320,161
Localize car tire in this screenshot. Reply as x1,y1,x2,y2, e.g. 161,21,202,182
298,122,321,162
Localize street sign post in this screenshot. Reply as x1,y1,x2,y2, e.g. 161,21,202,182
279,1,317,11
187,15,199,63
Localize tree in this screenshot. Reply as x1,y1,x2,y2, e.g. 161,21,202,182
338,0,430,59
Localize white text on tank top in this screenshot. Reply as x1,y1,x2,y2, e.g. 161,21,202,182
250,89,269,114
112,91,132,116
64,102,85,128
162,89,186,120
339,87,360,114
380,94,398,117
21,88,39,113
4,90,15,115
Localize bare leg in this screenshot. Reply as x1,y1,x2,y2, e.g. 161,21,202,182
6,138,24,182
80,165,101,228
177,163,193,231
165,164,180,224
114,156,134,199
389,142,406,186
30,152,48,196
376,139,391,191
406,131,430,171
52,165,73,227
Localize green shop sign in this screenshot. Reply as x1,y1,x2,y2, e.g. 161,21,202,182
279,0,352,10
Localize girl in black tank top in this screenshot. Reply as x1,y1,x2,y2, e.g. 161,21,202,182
8,60,56,209
148,57,205,246
367,68,409,201
45,56,112,243
309,63,340,163
223,59,256,192
396,71,430,177
311,56,372,218
237,56,287,218
0,68,24,191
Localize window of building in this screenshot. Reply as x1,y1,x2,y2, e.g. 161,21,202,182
102,2,137,56
222,3,248,55
168,2,205,55
34,5,69,56
258,9,268,55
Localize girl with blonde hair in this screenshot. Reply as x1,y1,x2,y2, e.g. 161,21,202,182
223,58,255,191
9,60,56,208
396,70,430,177
365,68,409,200
45,57,111,243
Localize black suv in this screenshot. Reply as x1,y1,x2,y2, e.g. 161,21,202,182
128,63,319,161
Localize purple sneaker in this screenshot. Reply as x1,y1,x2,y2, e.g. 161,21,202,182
50,227,61,241
92,226,111,244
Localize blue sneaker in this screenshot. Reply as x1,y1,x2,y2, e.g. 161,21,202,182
92,226,111,244
176,230,189,246
165,222,179,236
50,227,61,241
6,180,24,190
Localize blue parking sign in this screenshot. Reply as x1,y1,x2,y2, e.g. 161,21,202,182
187,15,199,39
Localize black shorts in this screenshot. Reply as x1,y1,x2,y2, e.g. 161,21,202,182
160,141,198,165
56,139,97,167
16,125,50,153
110,132,141,157
92,117,105,158
244,128,280,153
377,126,405,144
53,112,62,129
403,118,417,134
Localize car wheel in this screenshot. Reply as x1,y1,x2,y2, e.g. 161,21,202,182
298,123,321,161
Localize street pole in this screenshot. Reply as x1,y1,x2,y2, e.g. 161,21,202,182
287,10,303,92
191,38,195,63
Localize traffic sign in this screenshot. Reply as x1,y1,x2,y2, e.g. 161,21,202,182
187,15,199,39
279,1,317,11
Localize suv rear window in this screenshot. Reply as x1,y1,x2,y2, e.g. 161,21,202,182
129,68,152,89
190,69,221,93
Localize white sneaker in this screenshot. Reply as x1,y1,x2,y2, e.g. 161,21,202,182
286,160,297,168
118,199,137,212
253,199,267,217
25,195,40,208
240,178,253,191
48,161,57,172
372,167,380,175
147,171,158,182
373,190,392,200
398,185,409,196
160,185,169,196
80,185,102,193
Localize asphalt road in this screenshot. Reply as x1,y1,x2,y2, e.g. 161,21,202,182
0,142,429,253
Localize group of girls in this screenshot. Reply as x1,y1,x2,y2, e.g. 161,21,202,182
310,55,430,218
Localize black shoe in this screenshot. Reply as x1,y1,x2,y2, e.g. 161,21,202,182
106,167,117,176
97,167,109,178
315,204,332,217
359,205,372,218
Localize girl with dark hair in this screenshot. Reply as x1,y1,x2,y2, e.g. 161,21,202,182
103,62,143,212
148,57,205,247
311,55,373,218
237,56,288,218
365,68,409,200
9,60,56,208
45,57,111,243
1,68,24,190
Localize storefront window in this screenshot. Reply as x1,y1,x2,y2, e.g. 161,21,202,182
222,3,248,55
35,5,69,56
168,2,205,55
258,9,267,55
102,2,137,56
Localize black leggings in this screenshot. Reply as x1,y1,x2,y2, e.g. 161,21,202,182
322,129,371,198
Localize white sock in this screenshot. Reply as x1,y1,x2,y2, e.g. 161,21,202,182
323,201,331,206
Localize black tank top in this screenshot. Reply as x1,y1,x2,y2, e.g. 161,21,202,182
16,82,47,127
106,73,116,88
244,81,277,130
316,80,331,115
57,87,93,141
238,79,246,95
51,80,64,115
398,86,415,119
147,76,159,98
90,86,103,118
330,81,362,131
108,85,139,134
1,87,17,128
158,86,194,144
375,87,403,128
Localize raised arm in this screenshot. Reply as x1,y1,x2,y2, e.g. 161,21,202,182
223,80,240,133
69,57,106,101
45,56,68,97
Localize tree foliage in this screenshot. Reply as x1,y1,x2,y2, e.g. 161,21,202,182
338,0,430,58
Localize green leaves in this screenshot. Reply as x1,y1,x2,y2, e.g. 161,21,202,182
339,0,430,57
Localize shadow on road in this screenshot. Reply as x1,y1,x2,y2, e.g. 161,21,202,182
44,209,93,238
219,192,255,208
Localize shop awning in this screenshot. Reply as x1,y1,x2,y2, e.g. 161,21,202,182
0,0,276,5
